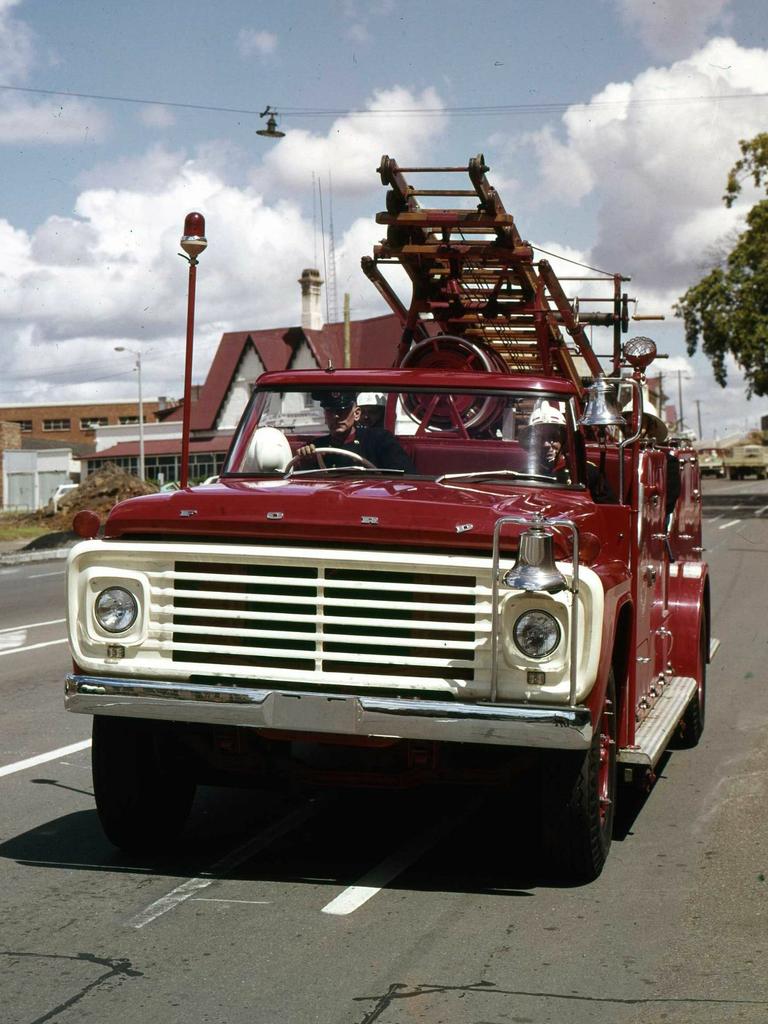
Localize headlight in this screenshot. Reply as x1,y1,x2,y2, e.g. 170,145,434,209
94,587,138,633
513,609,561,659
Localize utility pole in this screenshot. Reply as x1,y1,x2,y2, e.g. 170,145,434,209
677,369,684,432
694,399,703,439
115,346,145,481
343,293,351,368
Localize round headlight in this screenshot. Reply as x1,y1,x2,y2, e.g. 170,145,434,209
513,609,561,659
95,587,138,633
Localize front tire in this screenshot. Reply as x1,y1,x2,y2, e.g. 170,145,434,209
92,716,197,853
541,672,617,884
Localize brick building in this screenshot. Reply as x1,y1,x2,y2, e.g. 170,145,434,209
0,420,22,506
0,398,174,457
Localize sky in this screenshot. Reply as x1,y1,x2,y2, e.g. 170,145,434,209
0,0,767,439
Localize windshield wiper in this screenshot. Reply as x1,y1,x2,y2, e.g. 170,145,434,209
435,470,557,484
288,466,405,477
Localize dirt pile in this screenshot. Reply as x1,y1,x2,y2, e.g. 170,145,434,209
12,460,159,532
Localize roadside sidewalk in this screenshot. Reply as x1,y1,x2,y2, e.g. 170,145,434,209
0,534,77,566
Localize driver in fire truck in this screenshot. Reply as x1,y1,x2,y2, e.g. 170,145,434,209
519,401,615,503
296,391,415,472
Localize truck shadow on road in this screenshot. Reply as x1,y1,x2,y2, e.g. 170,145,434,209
0,764,672,895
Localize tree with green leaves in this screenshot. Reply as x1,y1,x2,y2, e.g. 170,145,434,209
675,132,768,397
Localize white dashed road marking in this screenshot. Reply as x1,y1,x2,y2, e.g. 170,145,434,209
0,637,68,657
127,798,329,929
321,812,465,916
0,739,91,779
718,519,740,531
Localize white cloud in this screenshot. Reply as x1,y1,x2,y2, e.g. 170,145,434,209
138,104,175,129
346,23,370,45
0,95,108,143
0,3,109,143
0,154,331,402
512,38,768,303
0,0,35,82
254,86,448,196
237,28,277,58
614,0,734,60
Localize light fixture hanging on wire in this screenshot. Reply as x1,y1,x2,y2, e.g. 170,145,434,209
256,106,285,139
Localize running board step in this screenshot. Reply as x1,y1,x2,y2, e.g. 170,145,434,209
618,675,697,768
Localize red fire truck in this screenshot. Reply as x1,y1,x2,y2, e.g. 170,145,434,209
65,156,713,882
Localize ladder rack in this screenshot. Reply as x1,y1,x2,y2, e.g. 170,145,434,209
362,154,631,387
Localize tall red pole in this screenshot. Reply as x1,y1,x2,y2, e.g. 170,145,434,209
179,212,207,488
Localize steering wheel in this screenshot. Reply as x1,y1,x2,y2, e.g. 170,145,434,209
285,446,377,475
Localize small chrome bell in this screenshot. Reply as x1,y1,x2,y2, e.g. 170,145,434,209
503,522,567,593
578,378,624,428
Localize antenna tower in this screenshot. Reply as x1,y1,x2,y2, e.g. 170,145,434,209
327,173,339,324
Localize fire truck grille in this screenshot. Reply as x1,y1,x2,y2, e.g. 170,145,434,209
169,559,482,683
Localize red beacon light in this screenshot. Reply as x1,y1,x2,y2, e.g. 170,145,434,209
73,509,101,539
180,212,207,262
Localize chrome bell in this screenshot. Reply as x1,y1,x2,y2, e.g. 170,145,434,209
504,521,567,594
578,378,624,428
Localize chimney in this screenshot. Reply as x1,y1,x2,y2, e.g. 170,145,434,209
299,268,324,331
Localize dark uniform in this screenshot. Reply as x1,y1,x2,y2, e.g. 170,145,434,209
314,426,415,473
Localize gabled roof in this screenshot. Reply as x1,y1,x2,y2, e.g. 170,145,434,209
164,328,296,431
298,313,401,370
166,314,403,434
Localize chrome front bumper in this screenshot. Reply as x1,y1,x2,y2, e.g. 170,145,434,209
65,674,592,750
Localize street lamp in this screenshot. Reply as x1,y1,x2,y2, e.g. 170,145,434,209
115,346,145,481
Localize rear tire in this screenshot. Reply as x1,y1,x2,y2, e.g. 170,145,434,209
676,622,706,748
541,672,617,884
92,716,197,853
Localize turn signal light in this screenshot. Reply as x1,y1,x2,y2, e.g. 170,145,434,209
73,509,101,539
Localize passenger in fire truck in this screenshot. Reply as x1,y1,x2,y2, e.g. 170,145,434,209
520,402,615,503
296,391,416,472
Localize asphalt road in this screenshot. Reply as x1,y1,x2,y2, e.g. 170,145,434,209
1,487,767,1024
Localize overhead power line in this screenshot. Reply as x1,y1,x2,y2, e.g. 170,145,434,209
0,83,766,120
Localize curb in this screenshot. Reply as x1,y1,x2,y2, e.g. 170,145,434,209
0,546,75,567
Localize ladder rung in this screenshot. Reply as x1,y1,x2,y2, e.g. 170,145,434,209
408,189,477,196
395,165,470,172
376,211,514,226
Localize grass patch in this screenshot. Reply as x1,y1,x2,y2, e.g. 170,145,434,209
0,514,48,543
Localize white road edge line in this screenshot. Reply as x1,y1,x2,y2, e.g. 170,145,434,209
0,739,91,779
718,519,740,531
0,637,68,658
0,617,65,634
321,813,465,917
126,798,329,929
29,571,65,578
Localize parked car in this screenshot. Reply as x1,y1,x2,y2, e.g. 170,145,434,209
48,483,78,513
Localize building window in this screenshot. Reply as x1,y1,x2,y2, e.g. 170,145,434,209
80,417,109,430
43,419,71,431
15,420,32,432
119,416,140,425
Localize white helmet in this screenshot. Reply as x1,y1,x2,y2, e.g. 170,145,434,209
356,392,385,407
622,386,668,443
527,401,566,428
244,427,292,473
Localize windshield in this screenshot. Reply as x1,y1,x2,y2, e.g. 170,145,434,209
225,386,584,487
